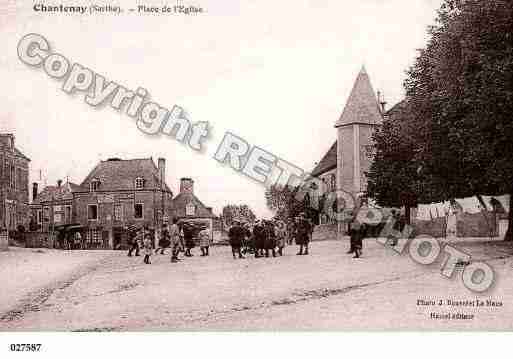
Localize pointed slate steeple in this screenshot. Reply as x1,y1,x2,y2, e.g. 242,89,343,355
335,66,383,127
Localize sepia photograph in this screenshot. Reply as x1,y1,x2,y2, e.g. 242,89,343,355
0,0,512,356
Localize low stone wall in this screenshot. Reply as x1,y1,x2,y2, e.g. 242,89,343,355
457,212,497,238
413,212,500,238
311,211,505,241
312,224,338,241
412,218,447,238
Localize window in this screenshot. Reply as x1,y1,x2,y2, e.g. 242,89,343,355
135,177,144,190
37,210,43,224
134,203,143,219
114,204,123,221
88,204,98,220
3,159,8,181
10,165,15,189
54,213,62,223
90,179,100,192
185,202,195,216
65,205,72,223
17,168,22,192
43,206,50,222
330,174,336,192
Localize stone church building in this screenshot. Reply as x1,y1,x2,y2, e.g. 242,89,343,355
311,66,509,240
312,66,385,233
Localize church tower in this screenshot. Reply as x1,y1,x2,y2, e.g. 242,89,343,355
335,66,383,199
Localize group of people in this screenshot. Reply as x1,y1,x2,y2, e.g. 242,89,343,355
125,212,315,264
124,212,387,263
228,212,314,259
127,218,212,264
346,210,407,259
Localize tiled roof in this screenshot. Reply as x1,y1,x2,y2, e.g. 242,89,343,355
0,145,30,161
14,147,30,161
384,99,408,118
80,158,172,192
171,192,214,219
33,182,81,204
335,66,383,127
311,141,337,177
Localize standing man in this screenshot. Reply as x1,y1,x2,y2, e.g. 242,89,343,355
286,219,295,245
127,226,140,257
228,221,244,259
348,218,365,259
296,213,312,255
264,220,277,257
169,218,181,263
183,223,195,257
155,224,170,254
242,222,253,255
252,220,265,258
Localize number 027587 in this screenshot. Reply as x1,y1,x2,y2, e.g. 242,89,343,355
9,344,42,352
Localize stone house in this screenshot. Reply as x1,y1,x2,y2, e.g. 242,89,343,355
170,178,215,242
0,134,30,233
73,157,173,249
30,180,81,232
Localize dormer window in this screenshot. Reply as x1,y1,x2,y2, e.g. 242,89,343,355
135,177,145,190
90,178,101,192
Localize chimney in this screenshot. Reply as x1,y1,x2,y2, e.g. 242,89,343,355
377,90,387,114
32,182,38,201
57,179,62,187
0,134,14,151
158,158,165,189
180,178,194,194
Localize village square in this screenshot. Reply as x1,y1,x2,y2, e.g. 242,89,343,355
1,0,512,331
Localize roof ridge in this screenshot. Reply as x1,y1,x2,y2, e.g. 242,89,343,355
100,157,153,162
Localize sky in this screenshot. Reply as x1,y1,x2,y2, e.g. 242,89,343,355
1,0,442,218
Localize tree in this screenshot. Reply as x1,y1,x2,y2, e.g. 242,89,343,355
410,0,513,240
366,101,420,224
221,204,256,226
265,185,318,224
370,0,513,239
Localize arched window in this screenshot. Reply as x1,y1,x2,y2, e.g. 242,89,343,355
90,178,100,192
135,177,145,190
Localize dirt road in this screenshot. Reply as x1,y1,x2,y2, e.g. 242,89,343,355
1,240,512,331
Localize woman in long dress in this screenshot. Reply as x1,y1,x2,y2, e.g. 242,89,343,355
183,223,195,257
275,220,287,256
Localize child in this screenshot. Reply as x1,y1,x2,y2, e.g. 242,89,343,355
198,225,211,256
275,220,287,256
143,234,153,264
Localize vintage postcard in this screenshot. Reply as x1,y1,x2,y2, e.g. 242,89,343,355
1,0,512,344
